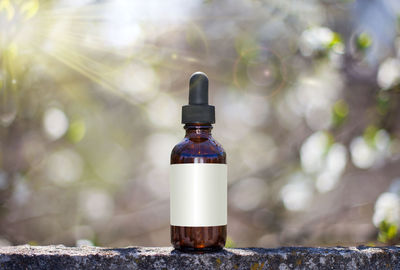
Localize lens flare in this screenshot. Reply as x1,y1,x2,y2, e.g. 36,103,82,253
233,46,287,97
0,0,204,110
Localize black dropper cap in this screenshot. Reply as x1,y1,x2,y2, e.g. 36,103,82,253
182,72,215,124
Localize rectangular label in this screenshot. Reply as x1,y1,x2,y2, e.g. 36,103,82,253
170,163,227,227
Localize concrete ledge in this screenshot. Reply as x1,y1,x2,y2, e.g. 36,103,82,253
0,245,400,269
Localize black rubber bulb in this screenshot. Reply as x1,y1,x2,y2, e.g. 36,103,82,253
189,72,209,105
181,71,215,124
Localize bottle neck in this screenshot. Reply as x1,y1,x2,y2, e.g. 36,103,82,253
184,123,213,137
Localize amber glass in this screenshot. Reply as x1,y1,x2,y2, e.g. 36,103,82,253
170,123,227,252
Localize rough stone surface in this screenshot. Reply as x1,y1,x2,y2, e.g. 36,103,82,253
0,245,400,269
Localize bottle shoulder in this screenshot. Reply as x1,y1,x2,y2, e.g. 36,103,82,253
171,136,226,164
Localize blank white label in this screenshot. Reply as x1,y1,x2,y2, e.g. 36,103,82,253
170,163,227,227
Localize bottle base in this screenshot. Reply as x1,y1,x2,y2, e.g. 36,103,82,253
171,225,226,253
173,245,224,253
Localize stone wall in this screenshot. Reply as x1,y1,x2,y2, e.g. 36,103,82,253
1,245,399,269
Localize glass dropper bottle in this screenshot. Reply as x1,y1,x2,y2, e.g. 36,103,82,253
170,72,227,252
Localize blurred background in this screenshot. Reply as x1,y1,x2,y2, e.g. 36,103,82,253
0,0,400,248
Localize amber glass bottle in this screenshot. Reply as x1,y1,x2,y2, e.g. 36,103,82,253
170,72,227,252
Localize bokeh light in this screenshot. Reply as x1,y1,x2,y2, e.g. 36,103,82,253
377,58,400,89
0,0,399,248
43,107,69,140
45,149,83,185
230,177,267,211
281,173,313,211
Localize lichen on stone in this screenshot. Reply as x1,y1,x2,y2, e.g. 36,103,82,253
0,245,399,270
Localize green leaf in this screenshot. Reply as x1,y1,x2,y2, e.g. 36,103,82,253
363,125,378,147
67,120,86,143
225,236,235,248
332,100,349,126
378,220,398,243
356,32,372,51
377,92,390,115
